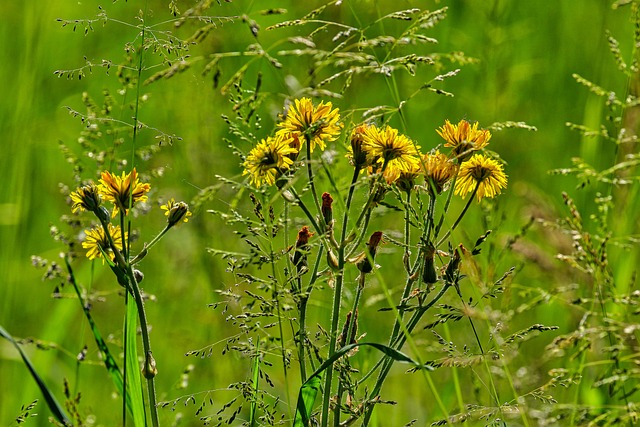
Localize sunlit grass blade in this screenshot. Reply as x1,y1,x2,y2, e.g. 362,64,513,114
64,257,140,422
293,342,433,426
249,338,260,427
0,325,71,426
125,296,147,427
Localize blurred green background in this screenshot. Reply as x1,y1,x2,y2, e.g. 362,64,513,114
1,0,636,425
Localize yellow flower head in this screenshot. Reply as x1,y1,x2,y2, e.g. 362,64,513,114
346,124,372,169
362,125,421,173
392,161,421,191
437,119,491,161
161,198,192,226
99,168,151,217
422,150,458,195
276,98,342,152
70,183,102,213
82,223,126,262
454,154,508,202
243,134,297,187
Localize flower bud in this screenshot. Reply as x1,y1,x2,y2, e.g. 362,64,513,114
133,269,144,283
70,183,102,214
422,242,438,285
356,231,383,273
337,310,359,356
292,226,314,274
321,192,333,225
162,199,192,227
142,351,158,379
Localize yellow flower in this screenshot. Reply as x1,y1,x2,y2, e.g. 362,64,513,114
276,98,342,152
161,198,192,226
99,168,151,217
70,183,102,213
422,150,458,195
242,134,297,187
437,119,491,161
454,154,507,202
345,124,372,169
392,161,421,190
82,223,126,262
361,124,421,173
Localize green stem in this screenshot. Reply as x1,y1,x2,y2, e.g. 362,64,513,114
333,273,366,427
98,218,159,427
434,173,458,240
319,167,361,427
130,225,171,265
361,283,452,426
435,183,479,248
304,135,324,228
125,262,159,427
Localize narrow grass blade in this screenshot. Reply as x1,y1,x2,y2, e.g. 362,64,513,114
249,338,260,427
293,342,433,426
125,296,147,427
64,257,140,420
0,325,71,426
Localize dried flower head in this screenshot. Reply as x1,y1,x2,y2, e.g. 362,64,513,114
455,154,508,202
161,198,192,226
276,97,342,152
99,168,151,217
422,150,458,195
362,125,420,174
437,119,491,161
70,183,102,213
242,134,297,187
82,223,126,262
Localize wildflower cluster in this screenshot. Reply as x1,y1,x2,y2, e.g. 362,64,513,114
229,98,510,426
243,99,507,205
67,167,192,427
69,168,191,262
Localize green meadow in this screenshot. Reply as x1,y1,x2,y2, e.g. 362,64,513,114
1,1,639,426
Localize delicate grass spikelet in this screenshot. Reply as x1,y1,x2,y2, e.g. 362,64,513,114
276,97,342,152
455,154,508,202
242,133,297,187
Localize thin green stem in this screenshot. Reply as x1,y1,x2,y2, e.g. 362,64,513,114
125,262,159,427
360,283,452,425
334,273,366,427
130,225,171,265
434,173,458,240
319,167,361,427
436,183,479,248
304,135,324,227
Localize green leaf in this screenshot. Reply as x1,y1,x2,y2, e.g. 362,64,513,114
0,325,71,426
293,342,433,426
249,338,260,427
125,296,147,427
64,257,140,422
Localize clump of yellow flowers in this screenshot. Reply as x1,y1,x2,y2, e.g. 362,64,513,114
70,168,191,262
242,97,507,203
